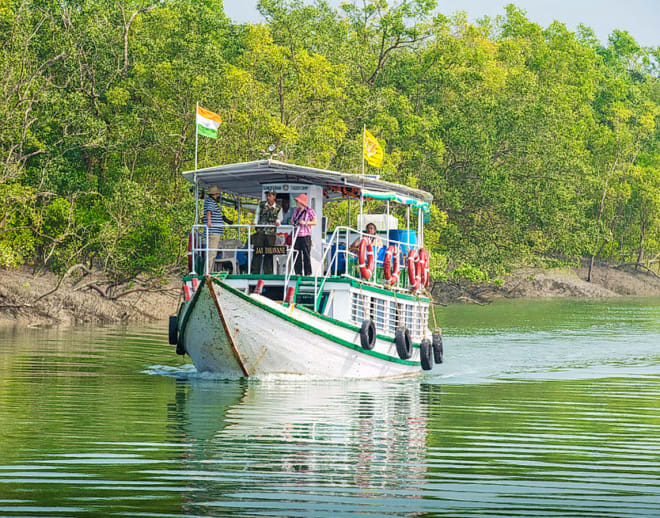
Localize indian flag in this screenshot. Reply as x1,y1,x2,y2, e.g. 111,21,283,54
196,105,221,139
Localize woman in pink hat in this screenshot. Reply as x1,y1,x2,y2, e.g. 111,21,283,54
291,193,316,275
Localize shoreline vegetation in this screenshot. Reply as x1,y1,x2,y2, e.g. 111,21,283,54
1,1,659,326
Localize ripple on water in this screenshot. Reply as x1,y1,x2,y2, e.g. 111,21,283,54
1,302,660,516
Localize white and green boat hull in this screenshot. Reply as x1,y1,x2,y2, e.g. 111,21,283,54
177,277,423,378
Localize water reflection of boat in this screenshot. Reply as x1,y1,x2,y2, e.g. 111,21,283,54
172,380,439,506
169,380,247,443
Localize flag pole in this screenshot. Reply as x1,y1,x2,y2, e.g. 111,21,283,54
361,124,365,175
360,124,365,229
194,102,199,224
195,102,199,171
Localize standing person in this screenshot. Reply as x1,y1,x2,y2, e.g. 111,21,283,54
291,193,317,276
279,195,295,246
251,189,282,274
280,195,294,225
204,185,227,274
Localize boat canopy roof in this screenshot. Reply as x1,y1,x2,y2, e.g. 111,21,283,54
182,160,432,211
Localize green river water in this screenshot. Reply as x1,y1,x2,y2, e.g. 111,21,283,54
1,297,660,517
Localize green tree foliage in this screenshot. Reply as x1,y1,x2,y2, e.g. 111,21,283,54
1,0,659,282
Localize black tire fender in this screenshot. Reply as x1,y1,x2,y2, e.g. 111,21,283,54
360,319,376,350
168,315,178,345
432,330,443,364
395,326,412,360
420,338,433,371
176,332,186,356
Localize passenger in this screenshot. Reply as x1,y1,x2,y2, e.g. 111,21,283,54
251,189,282,275
292,194,316,276
350,222,383,252
280,195,295,246
204,185,231,273
280,195,294,225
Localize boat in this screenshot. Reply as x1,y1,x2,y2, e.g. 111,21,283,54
168,159,443,378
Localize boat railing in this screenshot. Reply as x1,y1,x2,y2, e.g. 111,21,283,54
282,227,301,297
189,221,423,308
316,225,421,303
190,223,296,276
312,226,342,311
284,226,416,311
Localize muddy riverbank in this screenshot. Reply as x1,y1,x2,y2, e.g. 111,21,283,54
432,264,660,304
0,266,180,327
3,263,660,327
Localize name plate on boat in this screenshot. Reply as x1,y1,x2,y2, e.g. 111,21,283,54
254,246,287,255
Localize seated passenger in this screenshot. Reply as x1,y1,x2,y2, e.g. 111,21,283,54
350,222,383,252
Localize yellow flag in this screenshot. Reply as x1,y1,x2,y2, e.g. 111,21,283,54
363,128,383,168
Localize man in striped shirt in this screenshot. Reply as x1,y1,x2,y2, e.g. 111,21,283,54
204,185,226,273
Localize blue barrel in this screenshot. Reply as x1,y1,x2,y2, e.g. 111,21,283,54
328,243,347,274
376,245,386,265
388,230,417,255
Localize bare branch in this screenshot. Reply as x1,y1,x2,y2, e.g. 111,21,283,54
31,263,93,304
119,2,158,80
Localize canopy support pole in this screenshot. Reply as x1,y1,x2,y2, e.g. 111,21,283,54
386,200,390,247
238,199,241,240
348,199,351,227
406,206,410,251
360,191,364,229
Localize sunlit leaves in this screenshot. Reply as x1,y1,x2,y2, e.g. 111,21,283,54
0,0,658,283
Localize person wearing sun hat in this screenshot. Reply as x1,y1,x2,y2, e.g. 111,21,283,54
203,185,227,273
291,193,316,276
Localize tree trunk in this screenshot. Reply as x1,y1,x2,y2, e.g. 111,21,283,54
119,4,158,80
587,155,621,283
637,220,646,271
587,240,606,283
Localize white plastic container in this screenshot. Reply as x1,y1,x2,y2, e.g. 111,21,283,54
357,214,398,232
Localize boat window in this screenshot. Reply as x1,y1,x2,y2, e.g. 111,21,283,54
372,298,386,331
402,304,411,332
351,293,367,324
352,293,429,341
388,301,398,334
